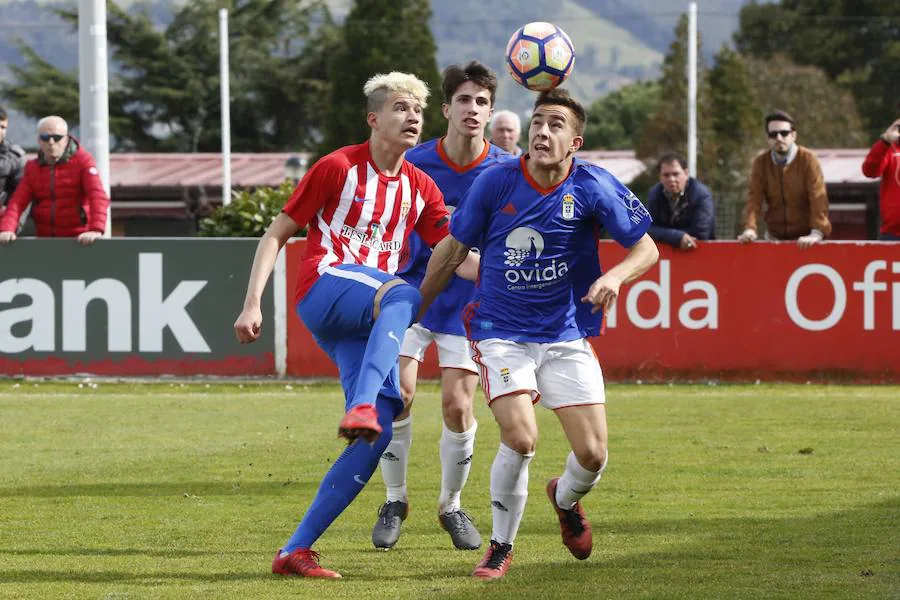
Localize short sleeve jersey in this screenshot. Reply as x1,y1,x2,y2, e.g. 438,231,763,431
450,157,652,343
398,138,510,335
283,142,450,305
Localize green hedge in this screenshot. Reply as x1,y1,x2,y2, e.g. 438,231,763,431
198,181,304,237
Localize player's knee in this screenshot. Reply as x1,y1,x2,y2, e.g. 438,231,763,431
501,426,538,455
381,282,422,314
574,443,607,472
399,382,416,406
441,394,470,426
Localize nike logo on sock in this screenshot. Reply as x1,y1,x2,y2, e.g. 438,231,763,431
354,474,366,485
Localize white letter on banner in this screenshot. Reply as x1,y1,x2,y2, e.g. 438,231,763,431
678,281,718,329
851,260,886,331
138,253,211,353
785,264,845,331
627,260,670,329
0,278,55,352
62,279,132,352
893,262,900,331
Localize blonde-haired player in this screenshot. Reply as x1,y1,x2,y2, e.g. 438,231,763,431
234,71,476,579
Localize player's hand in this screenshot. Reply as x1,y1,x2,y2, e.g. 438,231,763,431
0,231,16,245
737,229,757,244
882,119,900,145
679,233,698,250
77,231,102,246
234,306,263,344
582,272,623,315
797,234,820,249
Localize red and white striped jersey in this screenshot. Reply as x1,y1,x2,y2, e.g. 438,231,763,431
284,142,450,304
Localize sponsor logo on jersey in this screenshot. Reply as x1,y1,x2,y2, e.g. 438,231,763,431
561,194,575,220
502,227,569,291
621,190,650,225
340,224,402,251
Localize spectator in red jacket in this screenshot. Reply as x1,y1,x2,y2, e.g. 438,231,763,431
0,115,109,245
862,117,900,241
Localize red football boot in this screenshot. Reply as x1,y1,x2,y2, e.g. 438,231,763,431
546,477,593,559
271,548,342,579
472,540,513,580
338,403,382,443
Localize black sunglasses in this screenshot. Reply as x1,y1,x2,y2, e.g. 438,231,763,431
767,129,793,139
39,133,65,143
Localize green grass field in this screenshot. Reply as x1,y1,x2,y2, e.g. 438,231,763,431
0,382,897,599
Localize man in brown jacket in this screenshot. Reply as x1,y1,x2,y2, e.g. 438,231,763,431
738,110,830,248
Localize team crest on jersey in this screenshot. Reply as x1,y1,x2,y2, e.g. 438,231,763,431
500,367,511,385
561,194,575,220
399,197,411,219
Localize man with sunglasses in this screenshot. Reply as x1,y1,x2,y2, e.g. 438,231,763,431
738,110,830,248
0,115,108,245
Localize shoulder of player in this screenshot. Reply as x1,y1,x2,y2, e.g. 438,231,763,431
405,138,440,164
572,159,618,189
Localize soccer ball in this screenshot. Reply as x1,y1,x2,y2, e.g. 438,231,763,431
505,22,575,91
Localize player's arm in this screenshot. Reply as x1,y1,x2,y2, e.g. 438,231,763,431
582,233,658,314
454,250,480,281
419,234,471,319
234,213,300,343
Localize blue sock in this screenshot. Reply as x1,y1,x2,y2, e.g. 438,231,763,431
348,284,421,410
282,394,401,552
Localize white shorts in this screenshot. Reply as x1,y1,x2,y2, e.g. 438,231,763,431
399,323,478,373
469,337,606,410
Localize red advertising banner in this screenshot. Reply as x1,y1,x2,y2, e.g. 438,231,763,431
284,240,900,382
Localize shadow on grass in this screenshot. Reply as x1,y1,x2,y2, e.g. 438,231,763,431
0,570,264,584
0,480,318,498
0,548,241,558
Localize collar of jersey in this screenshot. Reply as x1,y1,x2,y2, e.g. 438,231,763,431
520,155,574,195
436,136,490,173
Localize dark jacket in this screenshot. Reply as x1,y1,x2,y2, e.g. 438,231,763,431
0,136,109,237
646,177,716,247
0,138,25,205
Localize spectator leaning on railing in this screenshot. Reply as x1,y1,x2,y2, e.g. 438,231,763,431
645,152,715,250
861,115,900,241
0,115,108,245
0,106,25,211
738,110,830,249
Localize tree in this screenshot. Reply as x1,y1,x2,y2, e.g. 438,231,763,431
743,55,868,148
635,14,715,179
320,0,443,153
582,81,661,150
0,0,339,152
707,45,758,196
735,0,900,138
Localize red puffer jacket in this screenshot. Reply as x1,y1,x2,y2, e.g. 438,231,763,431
0,137,109,237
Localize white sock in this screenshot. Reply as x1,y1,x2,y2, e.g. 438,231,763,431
489,442,534,546
379,416,412,503
438,420,477,513
555,450,605,510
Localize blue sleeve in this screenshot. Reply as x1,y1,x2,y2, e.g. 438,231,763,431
591,171,652,248
449,167,496,249
687,181,716,240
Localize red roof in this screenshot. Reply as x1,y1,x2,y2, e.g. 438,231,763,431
108,152,304,188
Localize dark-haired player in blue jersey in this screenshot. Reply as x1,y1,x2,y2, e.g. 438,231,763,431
418,88,659,580
371,61,511,552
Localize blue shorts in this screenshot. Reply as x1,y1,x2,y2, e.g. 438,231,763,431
297,264,405,406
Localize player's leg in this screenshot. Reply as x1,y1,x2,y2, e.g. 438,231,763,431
538,338,608,560
372,325,432,549
341,277,421,440
296,264,420,442
274,391,403,577
434,333,481,549
470,339,539,580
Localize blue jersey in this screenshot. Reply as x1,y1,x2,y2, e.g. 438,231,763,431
399,138,511,335
450,157,652,343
